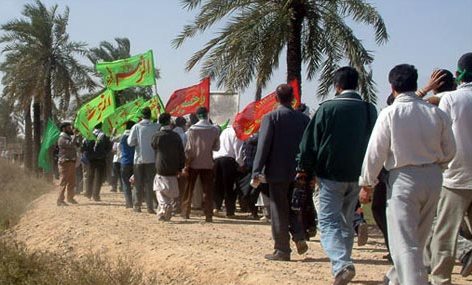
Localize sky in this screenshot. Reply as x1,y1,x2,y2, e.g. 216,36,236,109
1,0,472,113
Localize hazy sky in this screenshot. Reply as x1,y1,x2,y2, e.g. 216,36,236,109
1,0,471,112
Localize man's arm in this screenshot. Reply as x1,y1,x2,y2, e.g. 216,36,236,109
438,97,456,167
127,125,138,147
297,110,323,177
252,115,274,178
212,127,221,152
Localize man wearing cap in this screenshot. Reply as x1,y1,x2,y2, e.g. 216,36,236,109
181,106,220,222
127,107,160,213
57,122,80,206
430,52,472,284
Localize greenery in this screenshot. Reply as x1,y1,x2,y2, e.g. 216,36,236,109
174,0,388,102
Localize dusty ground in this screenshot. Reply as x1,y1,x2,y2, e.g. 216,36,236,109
6,186,472,285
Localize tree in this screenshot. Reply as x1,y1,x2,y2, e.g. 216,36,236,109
173,0,388,103
1,0,96,172
87,37,161,106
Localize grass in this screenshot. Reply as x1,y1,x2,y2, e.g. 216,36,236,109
0,159,156,285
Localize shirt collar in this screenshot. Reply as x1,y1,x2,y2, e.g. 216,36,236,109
394,92,420,102
458,82,472,90
161,125,172,131
336,90,362,100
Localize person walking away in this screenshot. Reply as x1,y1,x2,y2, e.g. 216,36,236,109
84,123,112,201
120,121,135,208
430,53,472,284
297,67,377,284
151,113,185,221
110,139,123,192
181,107,220,222
213,126,244,217
359,64,455,285
252,84,310,261
127,107,160,213
57,122,80,206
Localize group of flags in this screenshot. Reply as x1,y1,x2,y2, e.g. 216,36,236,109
38,49,303,172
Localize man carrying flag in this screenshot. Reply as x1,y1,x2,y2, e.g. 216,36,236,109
57,122,81,206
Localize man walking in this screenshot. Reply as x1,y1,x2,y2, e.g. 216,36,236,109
57,122,80,206
151,113,185,221
297,67,377,284
359,64,456,285
252,83,309,261
120,121,135,208
430,52,472,284
181,107,220,222
127,107,159,213
213,126,244,217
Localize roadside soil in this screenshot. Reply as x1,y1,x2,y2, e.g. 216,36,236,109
5,186,472,285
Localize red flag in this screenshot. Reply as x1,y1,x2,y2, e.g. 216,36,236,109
233,80,301,140
165,77,210,116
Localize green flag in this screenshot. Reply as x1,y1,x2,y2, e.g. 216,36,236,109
38,118,60,172
218,119,230,131
96,50,156,91
102,97,145,136
74,89,116,140
141,95,165,121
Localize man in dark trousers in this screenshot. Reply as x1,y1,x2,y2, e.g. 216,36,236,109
298,67,377,285
252,83,310,261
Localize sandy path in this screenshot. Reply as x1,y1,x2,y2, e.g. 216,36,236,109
6,186,472,285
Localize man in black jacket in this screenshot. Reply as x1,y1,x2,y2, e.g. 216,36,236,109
151,113,185,221
252,83,310,261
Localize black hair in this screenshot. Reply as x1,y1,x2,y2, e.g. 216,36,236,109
388,64,418,93
175,116,187,128
195,107,208,119
333,66,359,90
435,69,456,93
141,107,152,119
386,93,395,106
125,121,135,130
60,122,71,131
189,113,198,125
275,84,293,104
158,113,171,126
458,52,472,83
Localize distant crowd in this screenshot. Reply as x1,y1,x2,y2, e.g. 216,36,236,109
54,52,472,285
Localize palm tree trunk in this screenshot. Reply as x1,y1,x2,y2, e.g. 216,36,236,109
43,72,54,181
286,0,305,98
255,85,262,101
23,102,33,171
33,98,41,174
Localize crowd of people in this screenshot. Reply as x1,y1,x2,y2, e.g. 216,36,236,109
54,52,472,285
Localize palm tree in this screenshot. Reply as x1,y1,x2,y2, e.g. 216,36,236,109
87,37,161,106
1,0,96,171
173,0,388,103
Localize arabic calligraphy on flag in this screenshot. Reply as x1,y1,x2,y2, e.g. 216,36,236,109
74,89,116,140
165,77,210,117
233,80,301,140
96,50,156,91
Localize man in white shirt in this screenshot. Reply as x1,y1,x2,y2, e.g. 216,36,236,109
359,64,456,285
127,107,160,214
213,126,244,217
430,52,472,284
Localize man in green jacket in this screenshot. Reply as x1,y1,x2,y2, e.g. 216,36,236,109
297,66,377,285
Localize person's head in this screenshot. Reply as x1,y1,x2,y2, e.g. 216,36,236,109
141,107,152,120
158,112,171,126
434,69,456,94
94,122,102,130
388,64,418,95
175,116,187,128
60,122,72,135
189,113,199,125
195,107,208,120
333,66,359,93
457,52,472,83
275,84,294,105
125,121,135,130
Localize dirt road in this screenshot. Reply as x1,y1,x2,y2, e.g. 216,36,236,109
6,187,472,285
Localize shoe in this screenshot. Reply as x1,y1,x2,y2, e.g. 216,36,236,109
295,240,308,255
461,250,472,277
357,222,369,246
133,206,142,213
181,213,189,219
260,216,270,223
125,203,133,209
57,200,69,206
147,208,157,215
67,199,78,204
110,188,117,193
93,197,101,202
164,207,173,221
264,250,290,261
333,265,356,285
205,216,213,223
157,214,166,221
